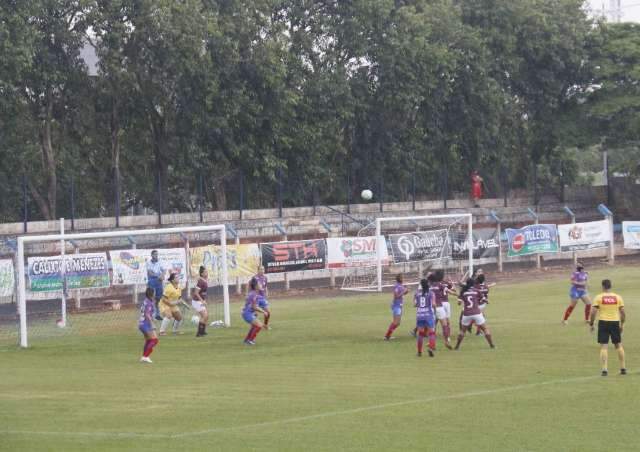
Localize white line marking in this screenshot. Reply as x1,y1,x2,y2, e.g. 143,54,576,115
2,371,631,440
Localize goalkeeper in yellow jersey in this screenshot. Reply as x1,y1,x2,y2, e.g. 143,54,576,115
158,273,185,335
589,279,626,376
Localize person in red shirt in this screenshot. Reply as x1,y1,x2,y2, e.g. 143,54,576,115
471,170,483,207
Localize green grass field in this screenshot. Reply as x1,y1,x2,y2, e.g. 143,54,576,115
1,266,639,452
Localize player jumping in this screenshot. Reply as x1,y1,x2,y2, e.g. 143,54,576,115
562,263,591,325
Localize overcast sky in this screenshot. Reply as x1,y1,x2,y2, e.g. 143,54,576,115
586,0,640,22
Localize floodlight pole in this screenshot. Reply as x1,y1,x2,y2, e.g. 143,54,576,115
60,218,67,328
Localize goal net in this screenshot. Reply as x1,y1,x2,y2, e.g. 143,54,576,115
341,214,473,292
14,223,230,348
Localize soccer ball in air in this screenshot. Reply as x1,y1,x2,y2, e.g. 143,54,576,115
191,315,200,325
361,189,373,201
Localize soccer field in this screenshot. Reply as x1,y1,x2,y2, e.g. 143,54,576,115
1,266,639,452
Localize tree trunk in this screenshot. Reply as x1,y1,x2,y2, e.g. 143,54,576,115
148,111,169,206
212,178,227,210
37,92,57,220
111,97,121,209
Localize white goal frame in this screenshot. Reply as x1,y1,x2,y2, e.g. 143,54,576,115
16,224,230,348
375,214,473,292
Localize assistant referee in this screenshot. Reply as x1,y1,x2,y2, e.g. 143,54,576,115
589,279,626,376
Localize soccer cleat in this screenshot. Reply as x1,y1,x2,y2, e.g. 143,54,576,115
154,315,163,321
561,319,568,325
139,357,153,364
445,341,453,350
264,325,271,331
601,370,608,377
172,331,184,335
159,331,167,336
417,351,422,357
244,340,255,346
621,368,627,375
428,349,434,358
383,336,395,341
409,330,417,338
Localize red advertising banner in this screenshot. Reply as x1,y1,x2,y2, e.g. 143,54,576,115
260,239,327,273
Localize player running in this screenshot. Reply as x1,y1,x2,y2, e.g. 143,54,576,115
243,278,266,345
192,266,209,337
158,272,185,336
562,263,591,325
384,274,409,341
138,288,159,363
414,279,436,357
455,278,495,350
589,279,627,376
254,265,271,329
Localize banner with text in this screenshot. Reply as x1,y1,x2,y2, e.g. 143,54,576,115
506,224,559,257
326,236,389,268
388,230,449,263
0,259,15,297
190,244,261,284
260,239,326,273
451,228,500,260
109,249,187,288
622,221,640,249
28,253,110,292
558,220,611,252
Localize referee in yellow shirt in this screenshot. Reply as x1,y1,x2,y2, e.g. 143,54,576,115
589,279,626,376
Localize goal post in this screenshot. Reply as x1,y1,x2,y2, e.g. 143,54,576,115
16,224,230,348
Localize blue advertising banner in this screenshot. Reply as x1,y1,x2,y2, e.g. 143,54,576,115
506,224,559,257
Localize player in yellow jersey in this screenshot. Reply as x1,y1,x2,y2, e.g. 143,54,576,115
589,279,626,376
158,273,185,335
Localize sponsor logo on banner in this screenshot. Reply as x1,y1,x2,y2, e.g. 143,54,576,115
28,253,110,292
558,220,611,252
451,228,500,260
622,221,640,249
326,236,389,268
260,239,326,273
506,224,558,257
109,249,187,287
189,244,261,284
0,259,15,297
388,230,448,263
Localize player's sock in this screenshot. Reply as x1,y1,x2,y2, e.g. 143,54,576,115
428,330,436,351
617,346,626,370
455,332,464,349
143,338,158,357
443,324,451,341
385,323,398,338
417,331,424,354
584,304,591,321
250,325,262,341
563,305,575,321
172,319,182,333
245,326,255,342
264,312,270,326
600,348,608,371
142,339,151,356
159,317,171,334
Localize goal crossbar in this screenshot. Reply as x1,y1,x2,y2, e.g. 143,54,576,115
16,224,230,348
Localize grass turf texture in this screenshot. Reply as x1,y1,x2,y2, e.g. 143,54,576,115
1,266,639,451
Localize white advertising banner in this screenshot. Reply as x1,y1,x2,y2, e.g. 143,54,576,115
0,259,15,297
622,221,640,249
557,220,611,252
326,236,389,268
109,248,187,288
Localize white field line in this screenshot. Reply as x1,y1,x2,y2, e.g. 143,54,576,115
2,371,632,440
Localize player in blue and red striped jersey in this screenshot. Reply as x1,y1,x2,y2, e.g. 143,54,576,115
253,266,271,329
138,287,159,363
414,278,437,357
562,263,591,325
455,279,495,350
384,274,409,340
242,278,266,345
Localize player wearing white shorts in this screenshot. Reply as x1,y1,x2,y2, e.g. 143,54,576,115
432,270,456,349
455,278,495,350
192,266,209,337
475,274,490,335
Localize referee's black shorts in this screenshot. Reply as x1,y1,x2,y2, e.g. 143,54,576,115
598,320,622,344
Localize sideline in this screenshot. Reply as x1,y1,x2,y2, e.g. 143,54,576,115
2,371,632,440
